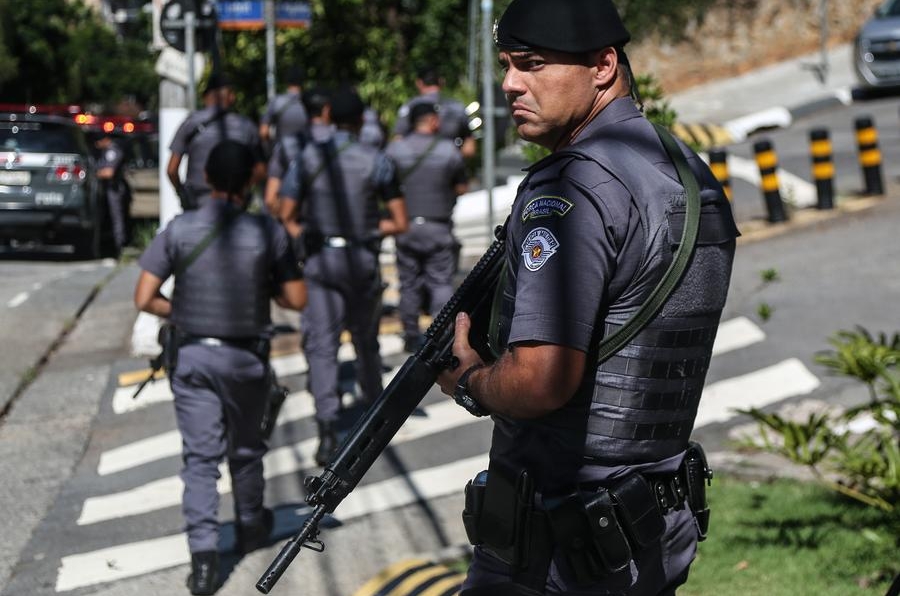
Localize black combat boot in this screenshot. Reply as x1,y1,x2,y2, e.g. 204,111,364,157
186,550,219,595
315,420,338,466
236,508,274,555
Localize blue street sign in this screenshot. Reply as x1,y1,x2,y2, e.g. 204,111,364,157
216,1,309,30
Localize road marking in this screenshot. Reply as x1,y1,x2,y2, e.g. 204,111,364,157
7,292,28,308
82,399,483,524
712,316,765,356
99,388,357,476
694,358,821,428
59,454,488,592
112,335,405,414
55,533,189,592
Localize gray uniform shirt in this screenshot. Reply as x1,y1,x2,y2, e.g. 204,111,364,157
385,132,466,221
169,107,263,197
261,91,309,143
393,91,471,147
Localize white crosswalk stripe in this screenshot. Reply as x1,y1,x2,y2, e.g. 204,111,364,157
55,315,823,593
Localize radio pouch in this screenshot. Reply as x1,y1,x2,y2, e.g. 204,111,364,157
608,474,665,549
475,463,533,567
462,470,488,545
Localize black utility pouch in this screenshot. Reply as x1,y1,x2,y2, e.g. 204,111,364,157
684,441,713,540
476,464,533,567
608,474,666,549
462,470,489,545
580,489,633,576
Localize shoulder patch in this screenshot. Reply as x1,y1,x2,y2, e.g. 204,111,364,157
521,227,560,272
521,195,573,222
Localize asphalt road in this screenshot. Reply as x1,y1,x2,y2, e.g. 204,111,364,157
2,95,899,595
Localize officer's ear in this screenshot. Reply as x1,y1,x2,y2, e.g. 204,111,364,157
589,47,619,89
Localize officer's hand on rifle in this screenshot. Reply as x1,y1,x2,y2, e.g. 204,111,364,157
437,311,484,395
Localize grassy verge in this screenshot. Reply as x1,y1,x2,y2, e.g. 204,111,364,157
681,475,899,595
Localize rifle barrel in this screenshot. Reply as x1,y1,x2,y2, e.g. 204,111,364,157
255,505,327,593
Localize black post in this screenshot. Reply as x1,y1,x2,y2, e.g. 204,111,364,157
809,128,835,209
855,115,884,195
708,147,732,201
753,139,787,223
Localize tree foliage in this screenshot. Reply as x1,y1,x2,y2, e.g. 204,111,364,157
0,0,156,108
0,0,718,117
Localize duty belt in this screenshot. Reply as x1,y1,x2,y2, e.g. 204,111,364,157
181,335,270,361
411,216,451,225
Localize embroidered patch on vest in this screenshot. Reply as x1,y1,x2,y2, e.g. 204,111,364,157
521,195,573,222
521,227,560,271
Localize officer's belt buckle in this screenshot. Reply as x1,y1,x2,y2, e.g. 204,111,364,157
324,236,348,248
412,216,427,225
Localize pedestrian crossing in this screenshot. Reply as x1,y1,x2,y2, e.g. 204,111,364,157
51,314,824,594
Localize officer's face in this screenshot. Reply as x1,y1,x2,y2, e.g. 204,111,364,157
499,48,613,149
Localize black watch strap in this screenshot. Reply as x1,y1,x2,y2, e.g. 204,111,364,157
453,364,489,417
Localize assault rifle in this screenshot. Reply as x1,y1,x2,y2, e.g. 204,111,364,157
256,224,507,593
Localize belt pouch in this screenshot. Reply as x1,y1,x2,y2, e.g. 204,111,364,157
608,474,666,549
684,442,712,540
476,463,533,567
462,470,489,545
579,489,633,576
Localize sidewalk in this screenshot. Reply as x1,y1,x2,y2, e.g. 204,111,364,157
668,43,857,140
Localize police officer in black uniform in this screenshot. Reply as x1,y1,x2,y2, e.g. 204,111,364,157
93,132,132,253
386,102,468,352
167,73,265,211
437,1,738,594
134,140,306,595
279,87,408,466
394,65,476,159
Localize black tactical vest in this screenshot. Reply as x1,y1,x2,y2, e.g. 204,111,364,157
168,208,273,338
490,119,738,485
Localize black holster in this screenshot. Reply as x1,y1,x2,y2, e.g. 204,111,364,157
259,366,288,440
158,323,179,373
683,441,713,540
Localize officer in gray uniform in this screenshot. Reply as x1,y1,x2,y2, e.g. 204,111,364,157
394,65,476,159
437,1,738,594
266,86,333,218
135,140,306,595
386,102,468,352
93,133,132,253
259,65,309,149
279,87,408,466
167,72,265,211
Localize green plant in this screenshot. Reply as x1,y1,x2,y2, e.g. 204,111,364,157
756,302,773,321
760,268,780,283
739,327,900,513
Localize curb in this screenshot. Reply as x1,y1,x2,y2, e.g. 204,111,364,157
721,87,853,143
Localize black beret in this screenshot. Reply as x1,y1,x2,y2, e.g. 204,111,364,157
203,72,234,94
495,0,631,53
409,102,439,126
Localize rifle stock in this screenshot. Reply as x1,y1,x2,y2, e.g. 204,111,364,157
256,225,506,593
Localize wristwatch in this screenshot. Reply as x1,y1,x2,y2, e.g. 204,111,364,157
453,364,489,417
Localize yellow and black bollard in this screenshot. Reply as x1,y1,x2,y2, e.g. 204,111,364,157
855,115,884,195
708,147,732,201
809,128,835,210
753,139,788,223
